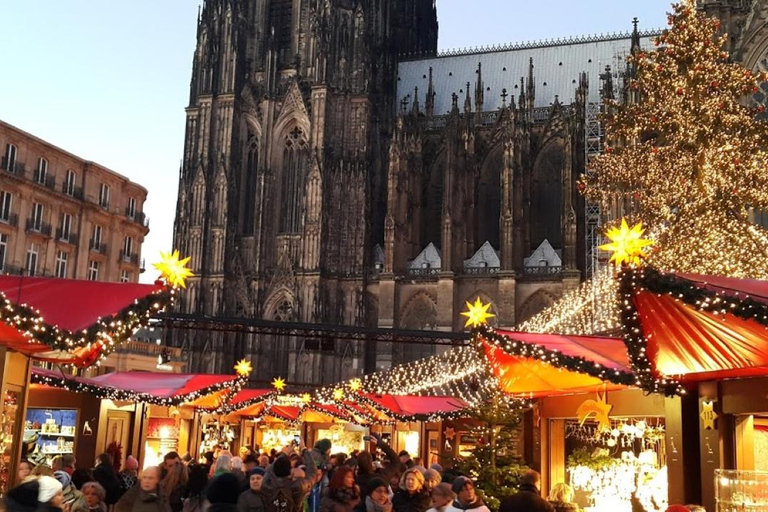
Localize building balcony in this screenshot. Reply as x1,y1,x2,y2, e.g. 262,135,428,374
1,158,25,177
56,229,78,245
406,267,441,277
62,182,85,200
25,219,52,236
119,251,140,265
33,170,56,190
89,239,107,254
1,264,25,275
0,213,18,227
125,208,149,227
522,265,564,280
464,266,500,275
114,340,182,359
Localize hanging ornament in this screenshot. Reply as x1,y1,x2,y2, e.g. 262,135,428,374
461,298,495,328
599,218,655,268
272,377,287,392
153,250,194,289
234,359,253,377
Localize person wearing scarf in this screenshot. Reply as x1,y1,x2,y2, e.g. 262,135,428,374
320,467,360,512
445,478,489,512
358,478,392,512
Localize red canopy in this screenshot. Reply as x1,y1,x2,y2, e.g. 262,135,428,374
0,275,168,366
479,329,634,398
31,368,240,408
363,394,467,418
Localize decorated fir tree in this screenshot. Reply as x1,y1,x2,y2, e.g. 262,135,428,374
584,0,768,278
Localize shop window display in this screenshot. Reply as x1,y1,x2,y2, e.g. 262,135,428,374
24,408,77,467
144,418,179,469
317,425,365,455
0,390,21,493
716,469,768,511
259,426,300,453
564,418,667,512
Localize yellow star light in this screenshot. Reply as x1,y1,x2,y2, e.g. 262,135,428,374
272,377,286,392
599,218,655,268
153,250,194,289
332,388,344,401
301,393,312,404
461,298,495,328
234,359,252,377
349,379,362,392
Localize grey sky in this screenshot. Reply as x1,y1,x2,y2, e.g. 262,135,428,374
0,0,673,282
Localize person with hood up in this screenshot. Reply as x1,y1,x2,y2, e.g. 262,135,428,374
114,466,170,512
54,471,85,512
237,467,265,512
320,467,360,512
260,448,317,512
425,484,454,512
547,484,580,512
357,477,392,512
4,478,40,512
36,476,65,512
207,473,241,512
391,468,430,512
498,471,553,512
445,477,488,512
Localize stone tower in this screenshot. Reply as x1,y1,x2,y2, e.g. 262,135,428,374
172,0,438,384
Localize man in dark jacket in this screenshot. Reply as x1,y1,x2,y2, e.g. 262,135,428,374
261,449,317,512
114,466,171,512
498,471,554,512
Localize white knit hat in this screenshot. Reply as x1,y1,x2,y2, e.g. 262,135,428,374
37,475,63,503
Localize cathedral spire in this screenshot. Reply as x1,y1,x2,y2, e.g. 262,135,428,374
412,86,420,115
425,66,435,117
630,17,641,55
474,62,484,115
526,57,535,114
464,82,472,114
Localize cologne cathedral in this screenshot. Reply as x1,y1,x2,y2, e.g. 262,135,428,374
172,0,768,384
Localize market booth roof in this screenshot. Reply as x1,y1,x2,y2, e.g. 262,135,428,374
622,268,768,388
478,329,636,398
0,275,170,366
31,368,242,408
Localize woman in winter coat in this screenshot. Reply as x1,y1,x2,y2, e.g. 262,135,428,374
93,454,122,505
321,467,360,512
547,484,580,512
354,452,376,492
391,468,430,512
160,460,189,512
181,464,209,512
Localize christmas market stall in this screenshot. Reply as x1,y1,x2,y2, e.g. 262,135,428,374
28,366,247,470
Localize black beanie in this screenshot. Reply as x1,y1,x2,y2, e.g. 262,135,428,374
365,477,388,497
273,454,292,478
314,439,332,454
6,480,40,509
206,473,241,504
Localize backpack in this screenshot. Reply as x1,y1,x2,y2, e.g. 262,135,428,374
264,485,299,512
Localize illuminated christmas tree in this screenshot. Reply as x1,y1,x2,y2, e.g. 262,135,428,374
584,0,768,279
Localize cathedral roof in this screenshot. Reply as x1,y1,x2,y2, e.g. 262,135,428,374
397,29,660,113
464,241,500,269
409,243,442,270
524,239,562,268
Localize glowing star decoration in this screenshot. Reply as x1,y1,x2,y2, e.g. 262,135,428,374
333,388,344,401
700,401,718,430
576,393,613,432
272,377,286,392
153,250,194,289
461,298,495,328
599,219,655,268
234,359,252,377
443,427,456,441
349,379,362,392
301,393,312,404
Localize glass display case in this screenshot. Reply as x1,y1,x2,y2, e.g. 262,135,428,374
716,469,768,511
24,408,78,467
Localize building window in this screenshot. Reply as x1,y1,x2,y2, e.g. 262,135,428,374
65,169,76,196
26,244,38,276
55,251,68,278
35,157,48,184
88,260,99,281
92,224,102,246
123,236,133,256
0,190,12,222
99,183,110,209
3,144,17,172
127,197,136,219
59,213,72,241
31,202,44,231
120,270,131,283
0,234,7,271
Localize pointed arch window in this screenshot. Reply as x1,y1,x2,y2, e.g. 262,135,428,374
279,127,308,234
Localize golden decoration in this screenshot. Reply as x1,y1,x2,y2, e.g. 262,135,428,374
234,359,252,377
599,219,655,268
300,393,312,404
443,427,456,440
461,298,495,328
576,393,613,432
153,250,194,289
349,379,362,392
272,377,286,392
700,401,718,430
332,388,344,401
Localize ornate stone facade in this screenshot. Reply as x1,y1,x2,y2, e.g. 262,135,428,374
173,0,768,385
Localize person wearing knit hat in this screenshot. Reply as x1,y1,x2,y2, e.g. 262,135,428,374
206,473,240,512
362,477,392,512
665,507,691,512
423,470,441,492
425,484,455,512
54,470,85,512
392,468,430,512
237,467,265,512
314,439,332,460
428,464,442,474
446,477,488,512
37,475,64,512
5,478,40,512
260,448,318,512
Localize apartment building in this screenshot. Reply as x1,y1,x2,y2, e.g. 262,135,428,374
0,120,149,282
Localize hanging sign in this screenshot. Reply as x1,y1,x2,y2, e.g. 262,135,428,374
576,393,612,432
700,401,718,430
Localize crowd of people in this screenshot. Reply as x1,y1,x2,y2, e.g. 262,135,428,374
1,439,706,512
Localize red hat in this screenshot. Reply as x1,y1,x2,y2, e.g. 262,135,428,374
666,506,690,512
